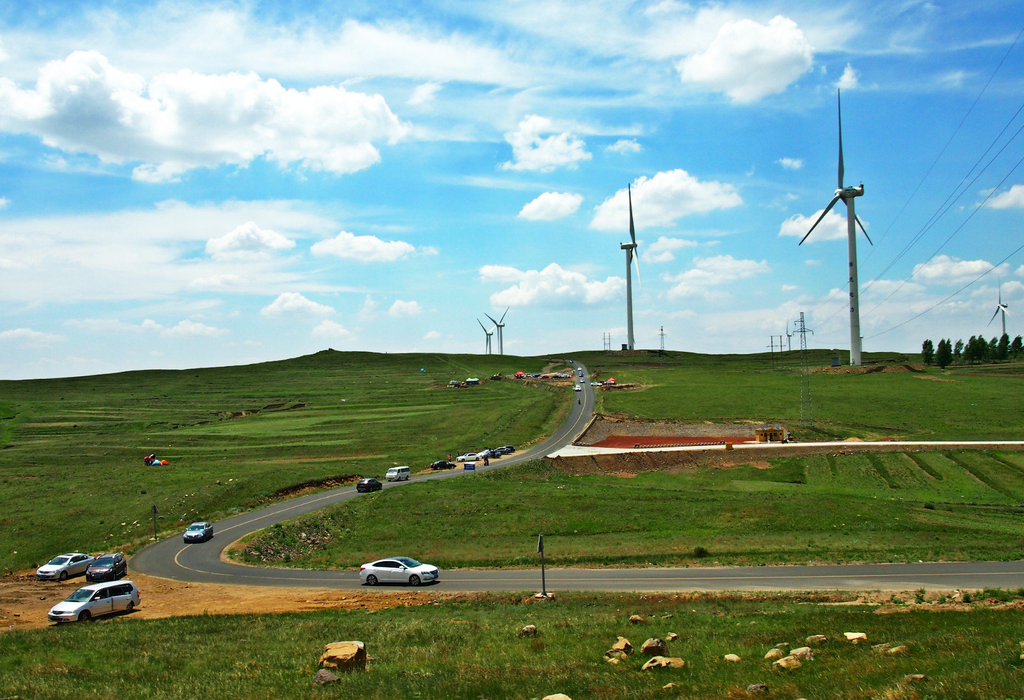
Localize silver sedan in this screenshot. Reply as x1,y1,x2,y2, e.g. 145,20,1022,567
36,553,94,581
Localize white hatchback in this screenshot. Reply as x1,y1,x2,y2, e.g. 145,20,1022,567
48,580,140,623
360,557,440,586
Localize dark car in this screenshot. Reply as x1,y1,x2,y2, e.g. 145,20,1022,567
85,552,127,582
498,444,515,454
357,478,382,493
430,460,457,470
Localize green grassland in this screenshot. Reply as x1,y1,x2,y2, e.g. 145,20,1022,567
0,351,564,573
575,350,1024,441
238,453,1024,569
4,592,1024,699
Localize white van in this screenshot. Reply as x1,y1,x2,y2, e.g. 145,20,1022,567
385,466,411,482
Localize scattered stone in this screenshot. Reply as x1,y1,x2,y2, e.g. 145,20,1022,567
887,645,908,655
611,637,633,655
773,655,801,671
661,613,674,619
662,682,677,689
806,634,828,645
641,638,669,656
790,647,814,660
747,683,770,694
844,632,867,644
666,632,679,641
605,657,621,665
519,624,538,637
605,650,628,660
774,642,790,650
542,694,572,700
764,648,785,661
903,674,928,684
534,592,556,600
641,656,686,670
872,642,891,652
312,669,340,685
319,641,367,671
629,614,645,624
724,653,741,662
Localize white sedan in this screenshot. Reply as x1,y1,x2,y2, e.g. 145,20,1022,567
360,557,440,586
457,451,487,462
36,553,94,581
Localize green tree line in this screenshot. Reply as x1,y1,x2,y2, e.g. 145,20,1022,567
922,334,1023,368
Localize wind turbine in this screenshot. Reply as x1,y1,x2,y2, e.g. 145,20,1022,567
484,307,510,355
798,90,872,367
477,318,493,355
621,184,642,350
989,282,1009,337
785,320,793,352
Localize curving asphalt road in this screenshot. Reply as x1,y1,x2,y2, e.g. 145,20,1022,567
133,360,1024,593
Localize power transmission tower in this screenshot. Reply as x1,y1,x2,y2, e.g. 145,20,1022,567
659,326,665,353
796,312,814,427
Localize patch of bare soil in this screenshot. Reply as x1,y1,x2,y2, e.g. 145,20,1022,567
914,375,961,383
814,364,924,375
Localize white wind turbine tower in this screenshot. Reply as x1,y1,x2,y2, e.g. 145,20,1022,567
621,184,642,350
484,307,510,355
477,318,493,355
989,281,1010,337
799,90,872,367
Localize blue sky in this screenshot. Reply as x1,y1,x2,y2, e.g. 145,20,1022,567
1,0,1022,378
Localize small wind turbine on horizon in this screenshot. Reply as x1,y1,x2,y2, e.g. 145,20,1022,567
988,281,1010,337
799,90,872,367
484,307,510,355
621,184,642,351
477,318,494,355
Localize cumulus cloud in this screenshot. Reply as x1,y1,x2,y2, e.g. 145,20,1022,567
311,231,417,262
607,138,642,154
912,255,1010,285
260,292,334,317
154,319,228,337
591,170,742,231
677,16,814,103
0,197,9,209
205,221,295,259
480,263,623,307
408,81,442,105
423,330,441,340
644,236,698,264
777,157,803,170
311,319,354,340
664,255,771,300
0,327,66,345
835,63,859,90
0,51,407,182
501,115,591,172
986,184,1024,209
779,208,848,242
518,192,584,221
388,299,422,317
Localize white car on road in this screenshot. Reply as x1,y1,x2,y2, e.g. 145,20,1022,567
360,557,440,586
47,580,140,623
36,553,94,581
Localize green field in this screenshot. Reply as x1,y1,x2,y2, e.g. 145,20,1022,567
3,591,1024,699
0,351,564,573
238,453,1024,569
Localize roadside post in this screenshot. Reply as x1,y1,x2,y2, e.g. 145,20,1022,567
151,504,159,540
538,533,547,598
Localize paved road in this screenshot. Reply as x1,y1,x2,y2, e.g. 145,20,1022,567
133,362,1024,593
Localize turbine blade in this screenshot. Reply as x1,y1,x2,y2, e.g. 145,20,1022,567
837,89,844,189
633,248,642,289
1003,306,1010,316
477,318,487,332
798,195,842,245
855,215,872,245
484,312,498,325
628,184,636,246
499,306,509,323
989,307,1001,325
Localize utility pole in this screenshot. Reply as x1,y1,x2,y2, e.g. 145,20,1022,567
768,336,776,369
797,312,814,427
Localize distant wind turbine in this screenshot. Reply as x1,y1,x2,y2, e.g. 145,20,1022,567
477,318,493,355
621,184,642,350
988,281,1010,336
484,307,510,355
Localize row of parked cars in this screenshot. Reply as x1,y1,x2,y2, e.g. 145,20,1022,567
36,552,128,583
456,444,515,462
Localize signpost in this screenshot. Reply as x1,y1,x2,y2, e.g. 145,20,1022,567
151,504,159,540
537,533,547,598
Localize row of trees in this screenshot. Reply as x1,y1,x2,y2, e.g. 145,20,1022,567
922,334,1023,368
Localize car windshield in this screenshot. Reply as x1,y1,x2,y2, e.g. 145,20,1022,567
64,589,95,603
187,525,204,531
93,556,113,565
395,557,422,568
47,556,70,566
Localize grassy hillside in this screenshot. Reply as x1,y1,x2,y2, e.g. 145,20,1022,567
0,351,564,572
237,452,1024,569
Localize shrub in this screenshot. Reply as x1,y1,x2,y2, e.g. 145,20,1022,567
693,546,710,558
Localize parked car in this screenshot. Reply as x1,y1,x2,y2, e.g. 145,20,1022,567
36,552,94,582
457,452,485,462
430,460,457,470
357,477,382,493
85,553,127,582
498,445,515,454
183,522,214,543
491,446,512,456
360,557,440,586
47,580,140,623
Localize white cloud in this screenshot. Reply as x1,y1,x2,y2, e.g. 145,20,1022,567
389,299,422,317
835,63,859,90
357,295,379,322
644,236,698,264
779,208,848,242
158,319,228,337
677,16,814,103
518,192,584,221
0,197,9,209
777,157,803,170
591,170,742,231
311,230,417,263
480,263,623,307
423,330,441,340
66,317,225,336
986,184,1024,209
501,115,591,172
607,138,642,154
0,51,407,181
205,221,295,259
311,320,354,340
782,284,798,292
0,327,66,345
408,81,442,105
912,255,1010,285
260,292,335,317
663,255,771,300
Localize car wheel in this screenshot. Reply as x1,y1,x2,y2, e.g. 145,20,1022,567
59,570,67,581
365,574,378,586
409,574,421,586
126,601,135,613
78,610,91,622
